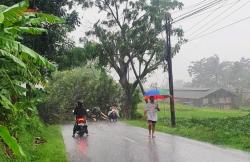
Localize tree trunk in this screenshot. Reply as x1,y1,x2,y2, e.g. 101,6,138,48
119,75,133,119
123,87,133,119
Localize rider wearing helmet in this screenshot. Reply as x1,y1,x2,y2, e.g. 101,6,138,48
72,100,88,137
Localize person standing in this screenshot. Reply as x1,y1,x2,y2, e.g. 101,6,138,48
144,96,160,138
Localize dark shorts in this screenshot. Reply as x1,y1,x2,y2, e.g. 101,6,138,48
148,120,157,124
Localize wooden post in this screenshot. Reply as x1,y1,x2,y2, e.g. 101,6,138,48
165,14,176,127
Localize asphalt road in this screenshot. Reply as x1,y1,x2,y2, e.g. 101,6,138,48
62,122,250,162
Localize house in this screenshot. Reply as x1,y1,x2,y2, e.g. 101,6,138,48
172,88,238,109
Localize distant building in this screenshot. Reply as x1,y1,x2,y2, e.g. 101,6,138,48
172,88,238,109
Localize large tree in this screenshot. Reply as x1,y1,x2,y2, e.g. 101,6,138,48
188,55,227,88
188,55,250,91
76,0,185,118
1,0,80,61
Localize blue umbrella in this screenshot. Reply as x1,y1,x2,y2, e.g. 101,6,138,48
144,89,169,100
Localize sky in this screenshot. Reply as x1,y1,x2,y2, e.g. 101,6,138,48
69,0,250,87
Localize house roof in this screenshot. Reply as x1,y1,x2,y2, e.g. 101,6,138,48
167,88,236,99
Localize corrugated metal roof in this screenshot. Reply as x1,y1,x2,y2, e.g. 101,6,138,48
174,88,219,99
163,88,236,99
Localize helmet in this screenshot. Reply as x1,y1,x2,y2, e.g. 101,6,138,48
77,100,83,106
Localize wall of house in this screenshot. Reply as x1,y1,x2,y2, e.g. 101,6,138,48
175,89,238,109
206,90,236,109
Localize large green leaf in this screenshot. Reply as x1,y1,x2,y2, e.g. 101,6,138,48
19,43,39,59
0,125,26,157
0,5,8,13
0,94,15,110
0,49,26,68
0,36,54,70
20,44,55,70
4,27,47,36
2,1,28,27
26,13,65,25
0,13,4,23
0,36,18,54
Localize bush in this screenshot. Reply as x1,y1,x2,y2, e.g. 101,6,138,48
131,89,142,119
39,67,122,123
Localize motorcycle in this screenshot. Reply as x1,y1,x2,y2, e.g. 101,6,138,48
108,111,118,122
72,109,88,137
75,116,88,137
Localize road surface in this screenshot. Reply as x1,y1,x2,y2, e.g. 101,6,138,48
62,122,250,162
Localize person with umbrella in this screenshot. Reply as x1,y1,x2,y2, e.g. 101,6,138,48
144,96,160,138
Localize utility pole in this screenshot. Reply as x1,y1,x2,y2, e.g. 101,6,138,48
165,14,176,127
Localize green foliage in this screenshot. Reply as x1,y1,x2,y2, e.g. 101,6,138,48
1,0,80,61
188,55,250,90
0,122,67,162
93,69,123,111
131,89,142,118
76,0,185,118
56,47,86,70
126,103,250,151
0,1,63,158
188,55,250,105
0,125,25,157
56,42,101,70
39,67,122,123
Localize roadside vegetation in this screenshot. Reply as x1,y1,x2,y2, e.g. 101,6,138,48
39,67,123,123
0,1,67,160
0,123,67,162
126,102,250,151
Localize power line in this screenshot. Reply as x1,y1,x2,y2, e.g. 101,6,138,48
188,0,242,37
172,0,225,24
188,16,250,41
171,0,211,15
173,0,221,19
185,0,229,33
193,1,249,37
181,0,243,21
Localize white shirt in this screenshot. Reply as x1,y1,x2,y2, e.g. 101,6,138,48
144,102,158,121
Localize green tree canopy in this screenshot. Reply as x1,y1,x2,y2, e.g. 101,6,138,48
76,0,185,118
188,55,250,90
1,0,80,61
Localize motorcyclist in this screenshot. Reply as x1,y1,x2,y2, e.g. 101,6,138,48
72,100,88,137
108,104,119,122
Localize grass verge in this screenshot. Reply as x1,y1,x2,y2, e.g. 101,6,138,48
125,103,250,152
0,124,67,162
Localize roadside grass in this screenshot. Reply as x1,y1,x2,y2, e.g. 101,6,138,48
126,102,250,151
0,124,67,162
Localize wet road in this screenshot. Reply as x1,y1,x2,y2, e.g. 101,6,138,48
62,122,250,162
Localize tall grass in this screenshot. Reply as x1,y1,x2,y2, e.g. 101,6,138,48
126,102,250,151
0,120,67,162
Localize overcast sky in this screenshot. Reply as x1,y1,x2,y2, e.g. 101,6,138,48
70,0,250,87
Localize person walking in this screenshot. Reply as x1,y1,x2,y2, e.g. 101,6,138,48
144,96,160,138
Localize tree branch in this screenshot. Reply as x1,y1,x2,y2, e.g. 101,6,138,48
122,0,129,25
128,54,145,94
131,58,162,92
103,0,123,29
